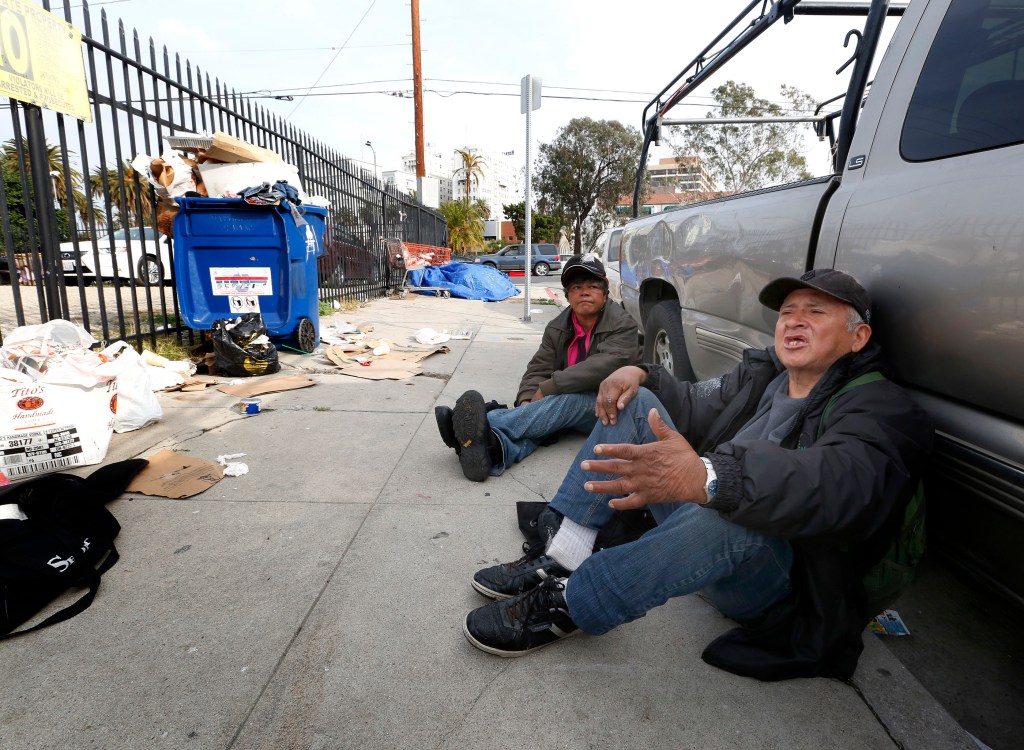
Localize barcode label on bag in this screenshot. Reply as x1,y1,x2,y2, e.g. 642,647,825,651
0,425,86,471
3,456,79,477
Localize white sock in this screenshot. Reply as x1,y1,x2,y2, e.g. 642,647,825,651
546,518,598,571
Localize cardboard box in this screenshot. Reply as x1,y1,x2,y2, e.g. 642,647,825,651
198,161,306,199
203,131,283,164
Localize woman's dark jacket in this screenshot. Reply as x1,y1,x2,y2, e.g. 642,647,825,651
644,341,933,681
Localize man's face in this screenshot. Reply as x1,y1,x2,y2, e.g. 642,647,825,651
565,276,608,317
775,288,869,382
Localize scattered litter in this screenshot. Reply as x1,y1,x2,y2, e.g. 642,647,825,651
370,339,391,356
217,374,315,398
217,453,249,477
869,609,911,636
414,328,451,346
232,397,261,415
126,450,223,498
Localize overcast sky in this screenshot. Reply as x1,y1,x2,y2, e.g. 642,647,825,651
51,0,898,180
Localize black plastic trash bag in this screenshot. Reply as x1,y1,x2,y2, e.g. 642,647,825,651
211,313,280,377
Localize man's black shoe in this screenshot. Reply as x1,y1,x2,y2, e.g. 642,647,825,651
434,405,459,453
453,390,493,482
464,578,579,657
473,550,570,600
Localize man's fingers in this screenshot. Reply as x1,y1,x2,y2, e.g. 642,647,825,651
608,494,647,511
580,456,632,475
648,408,679,442
590,443,638,461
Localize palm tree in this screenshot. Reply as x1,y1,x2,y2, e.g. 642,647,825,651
438,198,487,254
453,148,486,202
89,162,153,227
0,137,83,213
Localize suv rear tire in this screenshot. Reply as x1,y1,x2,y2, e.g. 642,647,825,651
643,300,695,381
533,262,550,276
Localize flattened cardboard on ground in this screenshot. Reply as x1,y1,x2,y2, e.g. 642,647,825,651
126,449,223,498
216,374,316,397
325,344,449,380
204,131,283,163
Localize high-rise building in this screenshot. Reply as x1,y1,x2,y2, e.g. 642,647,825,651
647,156,716,192
400,145,522,221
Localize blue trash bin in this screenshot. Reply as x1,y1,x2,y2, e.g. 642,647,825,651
173,197,327,353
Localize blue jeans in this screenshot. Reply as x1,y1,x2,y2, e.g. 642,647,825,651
486,392,598,476
549,388,793,634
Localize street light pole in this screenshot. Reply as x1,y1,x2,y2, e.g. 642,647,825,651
365,140,377,181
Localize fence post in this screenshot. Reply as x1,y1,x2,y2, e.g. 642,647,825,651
25,105,65,322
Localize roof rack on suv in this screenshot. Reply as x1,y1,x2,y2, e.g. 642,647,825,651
632,0,907,216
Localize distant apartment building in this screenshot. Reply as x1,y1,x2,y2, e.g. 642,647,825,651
397,144,523,221
401,143,454,204
449,146,521,222
647,156,716,193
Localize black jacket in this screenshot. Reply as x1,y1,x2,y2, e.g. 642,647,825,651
644,341,933,680
516,302,641,405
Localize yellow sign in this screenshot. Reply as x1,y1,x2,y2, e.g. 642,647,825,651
0,0,90,121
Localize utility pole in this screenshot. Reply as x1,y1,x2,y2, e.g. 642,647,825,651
411,0,425,201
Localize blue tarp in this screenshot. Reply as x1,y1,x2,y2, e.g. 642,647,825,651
406,263,521,301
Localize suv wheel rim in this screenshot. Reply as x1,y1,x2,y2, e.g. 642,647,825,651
654,331,674,375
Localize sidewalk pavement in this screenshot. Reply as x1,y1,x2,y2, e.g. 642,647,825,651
0,292,978,750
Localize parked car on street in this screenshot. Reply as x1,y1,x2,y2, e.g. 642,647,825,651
589,227,624,304
317,226,380,286
61,227,172,286
474,243,562,275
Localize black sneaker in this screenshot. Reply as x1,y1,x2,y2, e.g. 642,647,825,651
472,549,570,600
453,390,492,482
463,578,579,657
434,405,459,453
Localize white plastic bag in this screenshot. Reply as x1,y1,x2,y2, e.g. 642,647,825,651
99,342,162,433
0,357,116,480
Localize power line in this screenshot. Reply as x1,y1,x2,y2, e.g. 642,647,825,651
285,0,378,120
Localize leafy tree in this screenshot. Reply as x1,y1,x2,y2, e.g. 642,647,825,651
502,201,565,243
438,198,487,253
453,148,486,203
670,81,814,193
535,117,642,253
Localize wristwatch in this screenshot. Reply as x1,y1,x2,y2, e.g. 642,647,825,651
699,457,718,506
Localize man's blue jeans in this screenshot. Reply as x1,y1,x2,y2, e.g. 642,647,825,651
548,388,793,635
487,393,598,476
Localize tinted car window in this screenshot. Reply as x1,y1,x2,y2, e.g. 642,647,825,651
608,229,622,262
902,0,1024,161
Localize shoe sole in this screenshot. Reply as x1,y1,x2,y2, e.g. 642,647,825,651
470,578,512,601
434,405,459,451
462,615,580,657
453,390,491,482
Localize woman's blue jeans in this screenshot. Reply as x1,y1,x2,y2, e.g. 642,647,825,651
549,388,793,634
487,393,599,476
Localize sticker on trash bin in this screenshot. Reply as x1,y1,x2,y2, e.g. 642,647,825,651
228,295,261,314
210,267,273,296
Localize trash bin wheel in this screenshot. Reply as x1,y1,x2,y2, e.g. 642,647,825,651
296,317,318,353
442,290,451,298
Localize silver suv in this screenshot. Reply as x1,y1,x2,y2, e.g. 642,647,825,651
474,244,563,276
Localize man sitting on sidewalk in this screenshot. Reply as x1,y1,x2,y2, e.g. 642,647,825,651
436,255,641,482
462,269,934,681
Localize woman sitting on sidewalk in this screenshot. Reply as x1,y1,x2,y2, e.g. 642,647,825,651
435,255,641,481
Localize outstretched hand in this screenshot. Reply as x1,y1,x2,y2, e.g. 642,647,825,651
595,366,648,426
581,408,707,510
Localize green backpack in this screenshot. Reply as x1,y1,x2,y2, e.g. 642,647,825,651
818,372,927,617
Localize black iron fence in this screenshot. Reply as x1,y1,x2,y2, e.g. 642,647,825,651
0,0,447,350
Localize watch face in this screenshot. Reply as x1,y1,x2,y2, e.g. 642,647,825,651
707,479,718,498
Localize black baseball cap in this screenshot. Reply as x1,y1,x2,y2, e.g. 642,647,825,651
561,254,607,288
758,269,872,323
